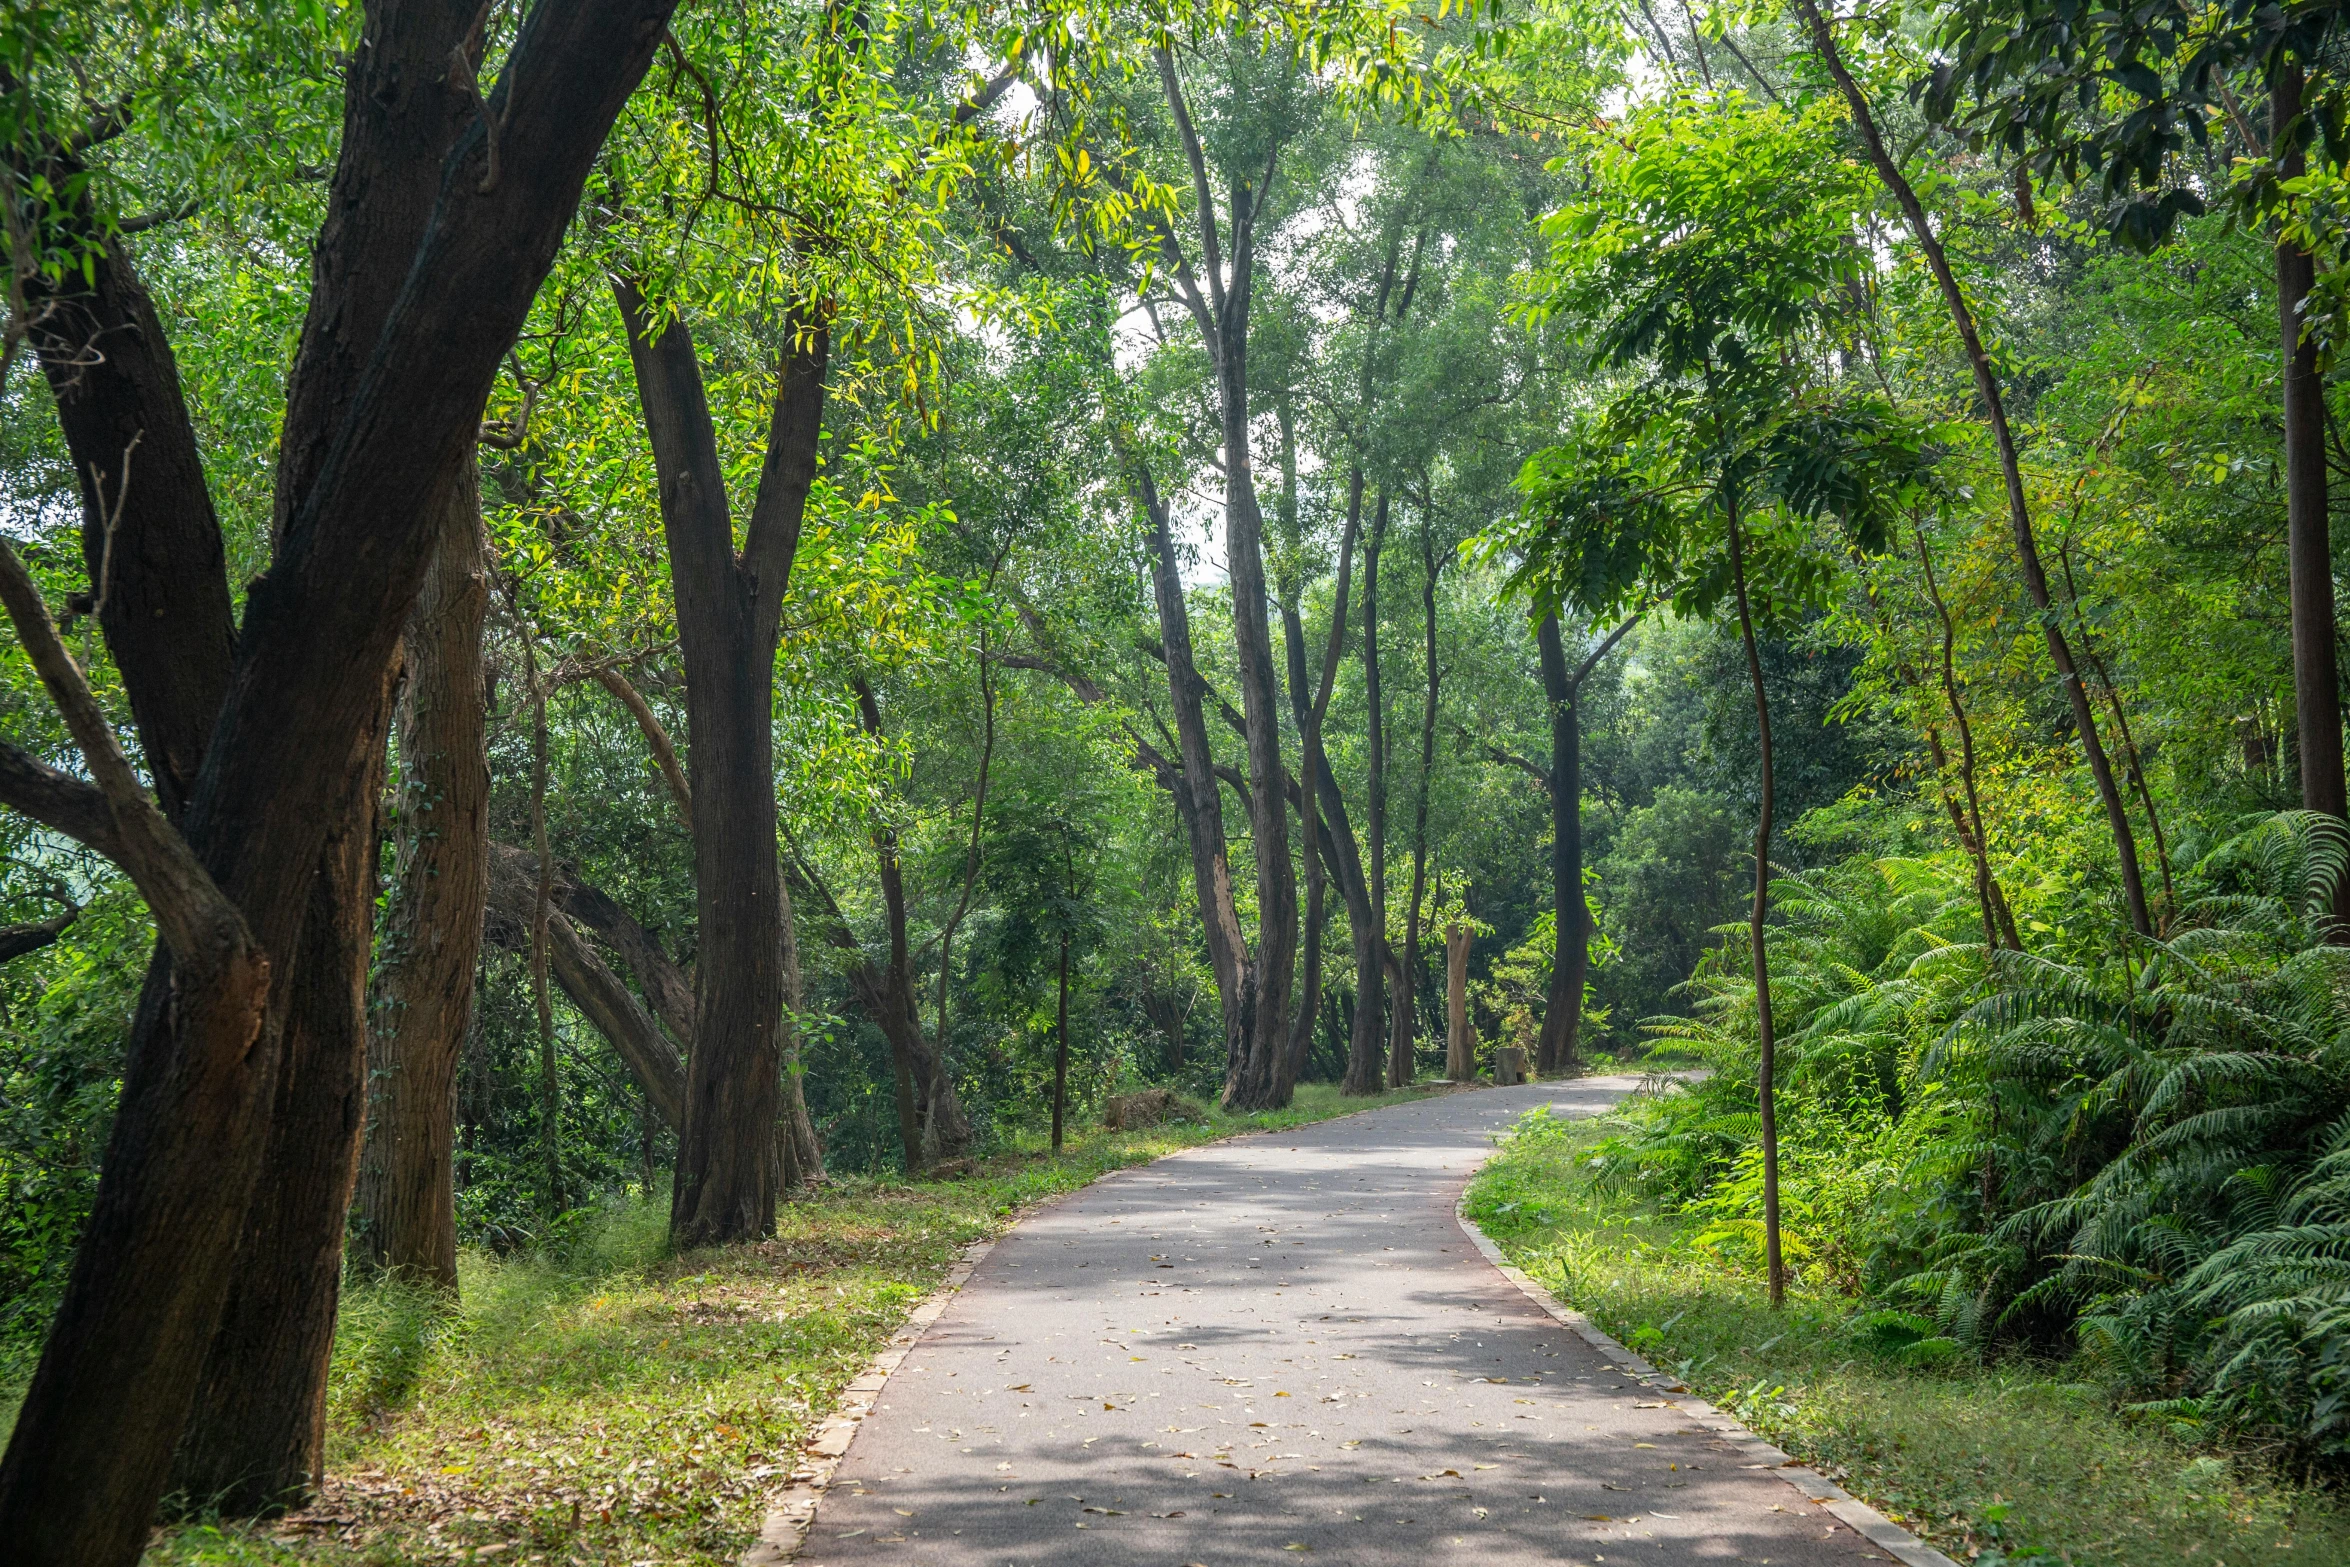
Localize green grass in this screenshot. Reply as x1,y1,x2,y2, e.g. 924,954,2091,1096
1463,1101,2350,1567
137,1080,1456,1566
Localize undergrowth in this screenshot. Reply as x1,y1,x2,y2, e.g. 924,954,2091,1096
1467,1104,2350,1567
128,1080,1450,1566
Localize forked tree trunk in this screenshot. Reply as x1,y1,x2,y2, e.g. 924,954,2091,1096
1726,499,1785,1310
355,465,491,1289
617,287,828,1247
1136,464,1254,1083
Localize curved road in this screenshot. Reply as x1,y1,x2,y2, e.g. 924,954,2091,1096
802,1080,1892,1566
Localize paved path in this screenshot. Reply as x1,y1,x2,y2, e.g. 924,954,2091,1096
805,1081,1890,1566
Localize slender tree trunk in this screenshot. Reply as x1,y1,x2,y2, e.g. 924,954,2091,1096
1444,917,1473,1080
1534,615,1585,1075
775,875,822,1192
1053,929,1071,1152
355,454,490,1287
2057,541,2177,922
484,848,685,1129
519,620,563,1215
1282,595,1327,1099
1136,465,1254,1085
1216,310,1296,1113
2276,64,2350,848
1911,531,2021,953
1355,490,1395,1095
1726,497,1785,1309
1392,512,1442,1087
930,639,997,1116
851,677,973,1166
1795,0,2153,939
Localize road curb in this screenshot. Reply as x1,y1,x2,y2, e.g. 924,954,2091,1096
1454,1194,1962,1567
741,1234,997,1565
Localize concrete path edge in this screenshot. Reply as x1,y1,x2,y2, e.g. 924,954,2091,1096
737,1086,1967,1567
741,1232,997,1566
1452,1195,1962,1567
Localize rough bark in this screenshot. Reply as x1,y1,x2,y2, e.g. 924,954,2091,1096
617,285,828,1248
1794,0,2151,939
0,5,675,1549
2276,64,2350,845
166,677,389,1515
23,231,235,821
356,466,490,1290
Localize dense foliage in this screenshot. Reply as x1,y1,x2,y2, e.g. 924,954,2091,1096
8,0,2350,1522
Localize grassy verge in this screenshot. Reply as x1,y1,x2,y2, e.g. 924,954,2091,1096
1463,1101,2350,1567
139,1080,1454,1566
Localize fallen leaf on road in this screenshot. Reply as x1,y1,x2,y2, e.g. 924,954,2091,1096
1152,1511,1187,1519
1283,1544,1309,1552
1007,1384,1031,1392
894,1508,914,1516
1634,1442,1657,1449
1083,1507,1126,1515
1583,1514,1612,1522
1474,1464,1498,1470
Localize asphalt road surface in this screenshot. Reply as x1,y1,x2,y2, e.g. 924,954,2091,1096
802,1079,1895,1566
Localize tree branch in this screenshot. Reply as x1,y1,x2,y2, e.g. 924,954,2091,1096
0,537,249,972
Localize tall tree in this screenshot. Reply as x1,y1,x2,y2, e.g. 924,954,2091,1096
0,0,677,1551
354,466,490,1291
615,284,827,1247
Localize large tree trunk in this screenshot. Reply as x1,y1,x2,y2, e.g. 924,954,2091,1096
1534,616,1585,1076
617,287,828,1248
166,679,391,1515
1281,598,1328,1096
2276,67,2349,848
0,3,669,1552
1727,499,1785,1310
354,468,491,1289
